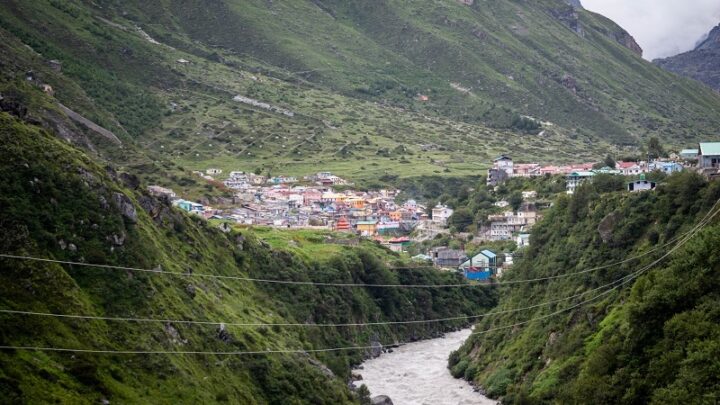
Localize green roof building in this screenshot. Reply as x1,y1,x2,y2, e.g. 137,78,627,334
699,142,720,169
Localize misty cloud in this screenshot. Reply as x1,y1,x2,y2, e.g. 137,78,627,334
583,0,720,60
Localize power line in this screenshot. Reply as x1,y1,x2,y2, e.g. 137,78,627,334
0,234,690,356
1,200,715,289
471,210,708,337
1,203,714,331
0,208,712,356
0,254,668,328
0,275,630,356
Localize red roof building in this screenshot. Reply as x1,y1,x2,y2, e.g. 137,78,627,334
334,216,351,232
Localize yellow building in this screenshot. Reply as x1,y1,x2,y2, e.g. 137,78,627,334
347,197,365,209
356,220,378,235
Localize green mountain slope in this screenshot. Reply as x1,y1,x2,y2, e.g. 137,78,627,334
0,112,496,403
125,0,720,143
451,173,720,403
1,0,719,185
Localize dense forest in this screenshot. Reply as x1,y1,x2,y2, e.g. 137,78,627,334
451,171,720,403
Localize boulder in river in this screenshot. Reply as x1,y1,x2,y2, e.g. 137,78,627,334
370,341,383,358
371,395,393,405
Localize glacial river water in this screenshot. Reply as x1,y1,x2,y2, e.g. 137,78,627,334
356,329,496,405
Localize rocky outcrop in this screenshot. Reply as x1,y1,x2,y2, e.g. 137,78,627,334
696,24,720,51
371,395,394,405
112,192,138,224
369,341,383,358
549,6,583,35
58,103,122,145
561,74,578,93
0,93,28,119
306,355,336,378
598,211,621,243
614,31,643,56
217,323,233,343
654,24,720,91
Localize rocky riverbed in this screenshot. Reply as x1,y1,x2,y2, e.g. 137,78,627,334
355,329,496,405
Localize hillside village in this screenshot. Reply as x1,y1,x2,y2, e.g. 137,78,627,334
150,142,720,281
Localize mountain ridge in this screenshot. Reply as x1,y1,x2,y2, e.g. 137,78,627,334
654,23,720,91
1,0,719,187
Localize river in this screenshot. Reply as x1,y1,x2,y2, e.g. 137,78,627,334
355,329,496,405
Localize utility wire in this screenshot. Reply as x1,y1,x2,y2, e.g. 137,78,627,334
0,201,714,290
470,203,713,337
0,203,714,332
0,222,699,357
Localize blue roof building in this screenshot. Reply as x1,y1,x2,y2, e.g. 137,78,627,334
459,250,497,281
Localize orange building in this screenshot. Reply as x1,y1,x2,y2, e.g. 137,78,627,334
334,216,352,232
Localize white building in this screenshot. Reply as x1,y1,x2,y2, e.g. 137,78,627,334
516,234,530,247
566,171,595,194
494,155,514,176
431,204,454,226
627,175,657,192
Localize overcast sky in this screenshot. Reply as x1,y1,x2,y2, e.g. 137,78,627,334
582,0,720,60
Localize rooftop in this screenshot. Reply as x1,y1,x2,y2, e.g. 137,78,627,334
699,142,720,156
568,171,595,177
481,249,497,259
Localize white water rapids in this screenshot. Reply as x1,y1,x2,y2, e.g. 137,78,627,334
356,329,496,405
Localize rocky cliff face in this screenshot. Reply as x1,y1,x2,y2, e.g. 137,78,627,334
654,24,720,91
696,24,720,51
614,30,643,56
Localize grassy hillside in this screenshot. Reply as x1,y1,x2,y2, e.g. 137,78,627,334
124,0,720,144
0,0,719,188
0,112,497,403
451,172,720,403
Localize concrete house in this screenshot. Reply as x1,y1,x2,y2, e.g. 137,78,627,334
487,155,513,186
698,142,720,169
566,171,595,194
431,204,454,226
680,149,699,160
174,199,204,214
650,162,683,174
430,247,468,268
494,155,514,175
617,161,647,176
458,250,496,280
627,175,656,192
356,220,378,235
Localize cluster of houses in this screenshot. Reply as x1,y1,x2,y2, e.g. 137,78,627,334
487,155,597,186
146,142,720,283
218,170,354,189
565,160,690,194
488,141,720,195
149,171,458,243
216,170,454,234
